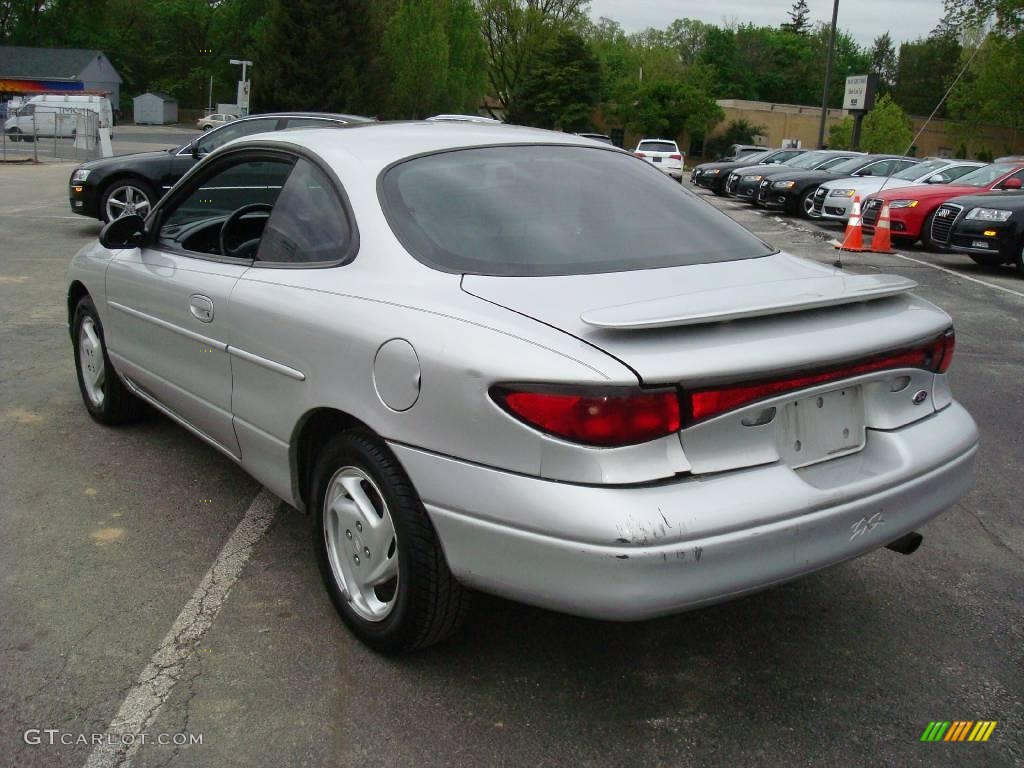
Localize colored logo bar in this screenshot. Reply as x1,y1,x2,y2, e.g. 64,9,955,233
921,721,997,742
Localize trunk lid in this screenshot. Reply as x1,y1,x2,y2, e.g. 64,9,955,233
462,252,946,386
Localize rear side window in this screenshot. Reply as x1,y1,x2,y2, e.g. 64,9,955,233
197,117,279,154
638,141,676,153
256,158,352,264
818,156,856,170
944,164,981,181
285,118,345,129
380,145,774,276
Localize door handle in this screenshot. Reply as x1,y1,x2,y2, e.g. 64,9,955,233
189,294,214,323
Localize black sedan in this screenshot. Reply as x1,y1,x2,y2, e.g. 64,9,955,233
929,191,1024,275
691,148,803,195
69,112,372,222
754,154,920,218
726,150,858,200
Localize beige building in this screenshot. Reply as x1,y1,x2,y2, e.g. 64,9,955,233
707,99,1024,160
601,98,1024,161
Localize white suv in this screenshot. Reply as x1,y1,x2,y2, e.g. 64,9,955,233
634,139,684,181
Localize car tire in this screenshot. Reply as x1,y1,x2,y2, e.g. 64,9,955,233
799,188,818,218
202,125,212,132
101,178,156,223
920,211,937,250
1014,239,1024,278
72,295,142,425
311,429,470,654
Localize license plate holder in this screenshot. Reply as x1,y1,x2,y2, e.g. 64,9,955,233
653,157,662,163
972,240,989,249
778,386,865,469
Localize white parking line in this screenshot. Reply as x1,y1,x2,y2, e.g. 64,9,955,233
84,489,278,768
885,252,1024,300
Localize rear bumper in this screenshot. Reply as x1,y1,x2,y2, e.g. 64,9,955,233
392,401,978,621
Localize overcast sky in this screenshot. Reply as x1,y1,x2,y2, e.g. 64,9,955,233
587,0,945,46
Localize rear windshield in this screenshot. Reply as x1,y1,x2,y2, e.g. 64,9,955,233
637,141,676,153
957,164,1014,187
380,145,774,276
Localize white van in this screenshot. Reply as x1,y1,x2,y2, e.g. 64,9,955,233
3,94,112,141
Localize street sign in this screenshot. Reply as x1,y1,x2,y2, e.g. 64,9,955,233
843,74,877,112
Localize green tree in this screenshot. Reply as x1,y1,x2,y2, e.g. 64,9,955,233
705,118,766,157
944,0,1024,33
258,0,375,114
894,34,962,116
861,94,914,153
948,33,1024,154
828,116,854,149
781,0,811,35
516,29,601,129
383,0,449,118
477,0,588,118
870,32,898,94
627,69,723,140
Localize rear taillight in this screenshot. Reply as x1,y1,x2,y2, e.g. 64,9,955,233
684,330,955,425
635,152,646,158
491,385,680,447
670,154,682,160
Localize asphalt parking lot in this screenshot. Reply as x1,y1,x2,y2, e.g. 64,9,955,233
1,155,1021,768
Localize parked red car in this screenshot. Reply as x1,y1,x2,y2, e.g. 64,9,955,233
862,163,1024,247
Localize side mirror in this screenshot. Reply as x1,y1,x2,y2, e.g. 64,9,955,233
99,214,145,249
926,175,947,184
1002,178,1022,190
190,139,201,158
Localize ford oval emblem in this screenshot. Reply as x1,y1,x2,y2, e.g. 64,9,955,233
913,390,929,405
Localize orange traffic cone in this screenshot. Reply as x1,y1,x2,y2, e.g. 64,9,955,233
871,202,895,254
835,195,865,252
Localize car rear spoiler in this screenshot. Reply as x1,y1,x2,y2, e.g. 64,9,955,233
580,273,917,330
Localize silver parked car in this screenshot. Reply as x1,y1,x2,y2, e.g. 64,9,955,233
68,123,979,653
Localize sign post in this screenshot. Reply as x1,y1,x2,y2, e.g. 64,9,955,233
229,59,253,116
843,74,878,151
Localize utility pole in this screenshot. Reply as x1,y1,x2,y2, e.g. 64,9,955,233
817,0,840,148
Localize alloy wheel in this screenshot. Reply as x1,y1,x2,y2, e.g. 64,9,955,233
106,185,151,221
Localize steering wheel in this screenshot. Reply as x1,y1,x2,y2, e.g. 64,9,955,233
220,203,273,259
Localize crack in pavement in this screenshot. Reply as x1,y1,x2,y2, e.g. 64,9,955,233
958,501,1024,563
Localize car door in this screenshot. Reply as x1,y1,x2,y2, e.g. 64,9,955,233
104,150,296,459
226,157,357,501
164,117,282,192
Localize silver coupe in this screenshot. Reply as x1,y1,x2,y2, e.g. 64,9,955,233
68,123,979,653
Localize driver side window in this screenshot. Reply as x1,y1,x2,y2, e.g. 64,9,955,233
158,157,294,256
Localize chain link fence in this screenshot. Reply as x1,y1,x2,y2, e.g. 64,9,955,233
2,106,103,163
